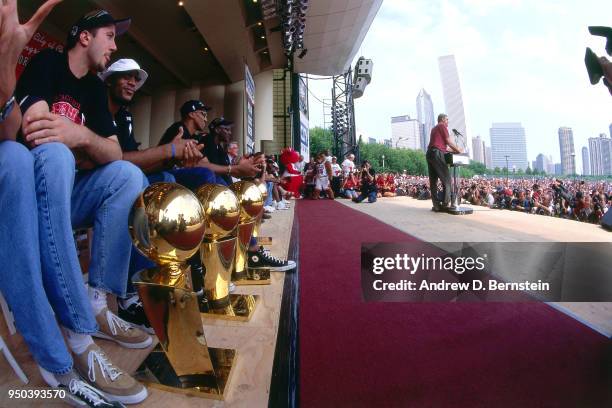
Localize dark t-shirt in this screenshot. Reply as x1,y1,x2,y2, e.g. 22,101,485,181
361,168,377,192
158,122,192,146
202,133,231,184
115,107,140,152
16,49,116,139
428,123,450,152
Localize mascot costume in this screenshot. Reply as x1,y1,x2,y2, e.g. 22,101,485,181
280,148,303,198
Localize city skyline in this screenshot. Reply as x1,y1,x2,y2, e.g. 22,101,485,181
306,0,611,173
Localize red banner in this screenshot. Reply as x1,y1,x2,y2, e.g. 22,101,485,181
16,31,64,79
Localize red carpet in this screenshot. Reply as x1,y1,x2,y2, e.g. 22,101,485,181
297,200,611,408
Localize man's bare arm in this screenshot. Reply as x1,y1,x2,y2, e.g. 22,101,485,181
0,104,21,141
22,101,122,163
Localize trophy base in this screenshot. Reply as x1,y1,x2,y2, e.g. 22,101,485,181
233,267,271,286
134,345,237,400
200,294,260,322
446,206,473,215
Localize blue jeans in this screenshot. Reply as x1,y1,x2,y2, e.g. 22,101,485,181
265,181,274,207
354,189,377,203
0,142,144,374
170,167,226,190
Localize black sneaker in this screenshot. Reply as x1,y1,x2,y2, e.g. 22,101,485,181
62,379,126,407
118,299,154,335
248,246,296,271
39,367,125,408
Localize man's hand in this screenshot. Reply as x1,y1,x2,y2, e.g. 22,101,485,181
0,0,63,103
22,111,87,148
233,155,263,177
181,141,203,168
167,127,204,166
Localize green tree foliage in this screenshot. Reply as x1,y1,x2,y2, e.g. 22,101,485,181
358,143,428,175
309,127,334,157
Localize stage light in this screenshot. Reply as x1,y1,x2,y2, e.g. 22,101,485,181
204,46,209,52
257,21,263,26
261,35,266,39
178,0,184,6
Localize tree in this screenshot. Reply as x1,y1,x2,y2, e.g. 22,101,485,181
309,127,333,158
525,167,532,175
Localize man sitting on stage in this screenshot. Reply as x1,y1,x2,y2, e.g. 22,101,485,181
426,113,462,212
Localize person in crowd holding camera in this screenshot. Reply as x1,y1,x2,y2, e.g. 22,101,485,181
353,160,377,203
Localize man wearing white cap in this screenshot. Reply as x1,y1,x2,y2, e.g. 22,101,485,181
101,59,203,183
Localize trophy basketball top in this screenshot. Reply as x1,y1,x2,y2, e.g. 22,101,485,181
256,181,268,200
229,181,264,223
129,183,206,265
195,184,241,241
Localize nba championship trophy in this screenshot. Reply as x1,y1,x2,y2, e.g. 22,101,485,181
129,183,236,399
195,184,259,321
229,181,270,285
252,181,268,242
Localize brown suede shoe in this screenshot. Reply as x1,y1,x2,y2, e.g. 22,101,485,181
73,343,148,405
93,308,152,349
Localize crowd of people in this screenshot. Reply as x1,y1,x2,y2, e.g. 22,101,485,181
0,3,293,406
266,150,611,226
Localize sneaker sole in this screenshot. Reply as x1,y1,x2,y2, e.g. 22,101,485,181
101,386,148,405
92,331,153,349
250,262,296,272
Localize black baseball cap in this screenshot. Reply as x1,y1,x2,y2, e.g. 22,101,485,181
66,10,131,50
209,117,234,131
180,100,212,117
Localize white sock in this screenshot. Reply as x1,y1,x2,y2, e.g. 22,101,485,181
88,285,108,315
63,327,94,355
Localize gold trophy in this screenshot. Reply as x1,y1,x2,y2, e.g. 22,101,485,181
195,184,259,321
229,181,270,285
129,183,237,399
252,181,268,243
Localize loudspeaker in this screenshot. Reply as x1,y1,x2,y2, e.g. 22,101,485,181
602,209,612,231
353,77,368,99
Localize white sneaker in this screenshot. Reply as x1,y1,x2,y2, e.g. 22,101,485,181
275,201,289,210
229,282,236,293
263,205,275,213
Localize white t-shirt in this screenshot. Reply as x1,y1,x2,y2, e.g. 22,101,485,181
341,159,354,177
331,163,342,177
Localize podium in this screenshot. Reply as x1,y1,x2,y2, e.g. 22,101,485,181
444,153,473,215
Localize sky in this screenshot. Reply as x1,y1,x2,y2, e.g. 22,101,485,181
306,0,612,172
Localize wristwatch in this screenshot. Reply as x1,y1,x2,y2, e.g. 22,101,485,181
0,95,16,123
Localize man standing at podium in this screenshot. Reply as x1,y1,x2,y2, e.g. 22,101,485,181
426,113,462,212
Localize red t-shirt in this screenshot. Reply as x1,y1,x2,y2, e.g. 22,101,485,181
428,123,450,151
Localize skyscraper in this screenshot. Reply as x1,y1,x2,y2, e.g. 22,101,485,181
589,133,612,175
391,115,421,150
558,127,576,175
581,146,590,176
471,135,484,163
485,146,492,169
416,88,434,153
489,123,528,170
438,55,470,157
535,153,551,173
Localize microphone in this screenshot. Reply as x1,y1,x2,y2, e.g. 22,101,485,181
452,128,463,136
